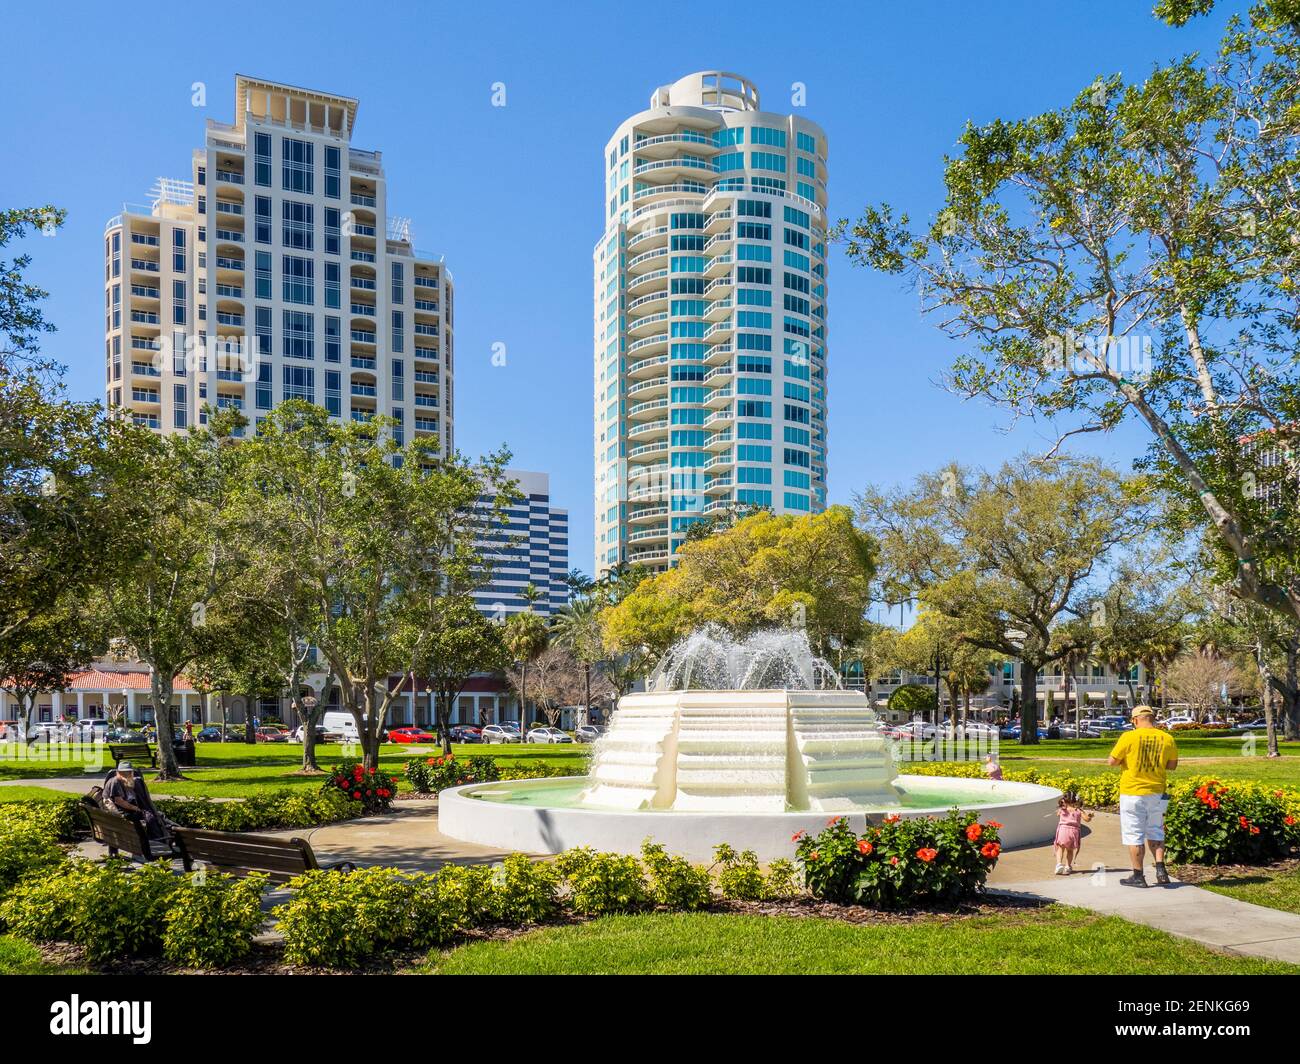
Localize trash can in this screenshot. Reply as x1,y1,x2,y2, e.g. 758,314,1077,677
173,738,196,767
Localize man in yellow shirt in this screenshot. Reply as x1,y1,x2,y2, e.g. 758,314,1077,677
1107,706,1178,887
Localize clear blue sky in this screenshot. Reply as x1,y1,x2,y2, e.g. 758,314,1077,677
0,0,1236,583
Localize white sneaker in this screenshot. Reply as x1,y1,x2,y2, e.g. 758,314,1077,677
1054,863,1065,875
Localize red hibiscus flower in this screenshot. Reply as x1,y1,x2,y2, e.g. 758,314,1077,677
889,856,899,865
857,839,873,855
352,791,362,799
883,814,901,824
1250,826,1260,835
985,820,1003,830
809,851,819,861
1239,815,1250,829
916,847,938,863
966,823,983,842
368,767,376,775
791,830,806,842
980,842,1001,860
827,816,843,826
1286,816,1296,826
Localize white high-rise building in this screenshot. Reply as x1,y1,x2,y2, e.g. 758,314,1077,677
593,71,829,576
471,470,570,620
104,75,453,453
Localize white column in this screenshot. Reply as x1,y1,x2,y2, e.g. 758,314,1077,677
77,691,85,717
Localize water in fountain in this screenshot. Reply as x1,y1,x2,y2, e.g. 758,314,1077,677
583,626,897,812
646,625,843,693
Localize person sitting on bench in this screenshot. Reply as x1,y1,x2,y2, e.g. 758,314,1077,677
101,761,171,843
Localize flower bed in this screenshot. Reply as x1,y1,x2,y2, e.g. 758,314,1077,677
1164,777,1300,865
405,753,500,793
323,759,397,814
794,811,1002,908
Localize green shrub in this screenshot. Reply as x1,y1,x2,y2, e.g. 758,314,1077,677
712,843,769,901
0,797,86,841
276,867,418,968
888,683,937,714
0,818,66,899
1164,777,1300,865
405,753,500,793
323,760,398,814
432,863,500,938
640,841,712,910
498,761,582,780
553,847,652,916
0,859,180,962
492,854,561,924
764,858,800,898
158,788,360,832
910,762,1120,807
1169,725,1235,737
162,872,268,968
796,811,1003,909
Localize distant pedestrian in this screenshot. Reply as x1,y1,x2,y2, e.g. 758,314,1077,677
983,753,1003,781
1107,705,1178,887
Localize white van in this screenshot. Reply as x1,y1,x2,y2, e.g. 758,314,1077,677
321,711,360,742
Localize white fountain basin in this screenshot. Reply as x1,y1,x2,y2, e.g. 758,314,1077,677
438,773,1062,862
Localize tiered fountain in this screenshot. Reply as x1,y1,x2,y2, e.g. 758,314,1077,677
439,628,1059,861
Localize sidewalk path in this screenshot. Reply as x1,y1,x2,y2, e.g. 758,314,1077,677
989,811,1300,963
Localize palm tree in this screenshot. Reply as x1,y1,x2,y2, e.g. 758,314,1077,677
552,595,605,725
503,585,549,730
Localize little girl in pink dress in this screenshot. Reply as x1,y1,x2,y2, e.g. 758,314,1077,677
1053,792,1093,874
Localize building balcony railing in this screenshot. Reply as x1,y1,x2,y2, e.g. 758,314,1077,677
350,303,376,317
414,275,439,288
130,234,159,246
215,256,244,271
351,193,377,207
215,229,244,243
350,330,376,344
350,384,377,397
130,285,161,299
130,311,160,325
351,250,376,263
414,394,439,408
130,362,160,377
130,259,160,272
413,299,439,312
413,370,439,384
351,356,376,370
215,170,244,184
415,417,438,432
351,276,376,290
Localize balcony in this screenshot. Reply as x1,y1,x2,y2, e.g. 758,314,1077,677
627,439,669,460
215,284,244,298
628,504,669,523
703,364,733,386
130,362,160,377
414,345,439,360
414,276,440,289
704,429,733,451
704,387,732,408
215,256,244,272
215,200,244,216
633,131,716,156
351,276,377,290
626,289,668,314
627,333,668,356
626,247,669,275
627,225,669,252
704,253,732,278
414,394,439,408
350,330,376,345
705,451,734,471
628,526,670,543
627,354,669,379
215,170,244,185
414,299,439,313
130,259,160,273
351,193,377,208
706,209,733,233
414,323,438,337
628,397,669,418
130,311,160,325
130,285,161,299
627,311,669,337
130,389,160,404
704,475,733,494
627,374,668,399
351,250,376,263
703,409,734,429
704,297,732,321
350,383,377,397
704,275,733,297
130,233,159,247
632,181,710,204
215,229,244,243
628,418,668,439
415,417,439,433
627,268,668,296
216,312,244,327
350,302,376,317
413,370,439,384
704,320,733,343
705,343,733,366
628,548,670,564
351,356,377,370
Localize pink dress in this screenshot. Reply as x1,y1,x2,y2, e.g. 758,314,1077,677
1054,807,1082,849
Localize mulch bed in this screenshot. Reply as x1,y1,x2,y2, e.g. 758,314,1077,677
1171,856,1300,886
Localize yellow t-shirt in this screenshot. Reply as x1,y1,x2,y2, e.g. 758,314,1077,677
1109,728,1178,796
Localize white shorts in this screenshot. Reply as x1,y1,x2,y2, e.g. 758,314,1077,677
1119,793,1168,846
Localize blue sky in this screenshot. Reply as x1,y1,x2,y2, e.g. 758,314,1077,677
0,0,1235,585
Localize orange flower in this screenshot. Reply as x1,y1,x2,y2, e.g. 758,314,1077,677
792,830,806,842
980,842,1001,860
857,839,873,855
827,816,844,826
883,814,901,824
889,856,899,865
916,847,938,862
985,820,1003,830
1286,816,1296,826
966,823,983,842
809,851,819,861
1239,815,1251,829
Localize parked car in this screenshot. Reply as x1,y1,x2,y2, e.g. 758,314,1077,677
526,726,573,744
999,723,1047,740
195,726,225,743
575,724,606,743
1233,718,1269,731
255,726,289,743
449,725,482,743
286,723,343,744
481,724,522,744
388,726,438,744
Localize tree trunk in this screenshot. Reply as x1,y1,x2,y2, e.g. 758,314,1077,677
1019,662,1039,745
520,665,529,731
150,673,183,779
583,663,592,728
244,690,257,744
1284,638,1300,743
218,691,228,741
1260,653,1280,758
439,689,453,756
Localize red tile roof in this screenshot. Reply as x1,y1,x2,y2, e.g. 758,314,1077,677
64,670,197,694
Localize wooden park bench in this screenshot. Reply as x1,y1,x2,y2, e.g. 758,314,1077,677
107,741,157,768
83,804,173,862
172,827,355,884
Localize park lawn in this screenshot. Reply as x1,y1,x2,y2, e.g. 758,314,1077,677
0,742,591,798
0,936,88,975
0,785,81,803
422,908,1298,975
1189,864,1300,916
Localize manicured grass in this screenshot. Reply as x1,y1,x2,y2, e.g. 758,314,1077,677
1192,864,1300,916
0,741,591,797
0,936,87,975
0,785,80,802
423,908,1298,975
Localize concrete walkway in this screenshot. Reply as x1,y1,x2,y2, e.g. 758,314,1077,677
988,811,1300,963
16,775,1300,965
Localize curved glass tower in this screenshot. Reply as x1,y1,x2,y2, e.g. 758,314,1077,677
593,71,829,575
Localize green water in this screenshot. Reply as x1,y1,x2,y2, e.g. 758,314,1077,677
466,779,1010,812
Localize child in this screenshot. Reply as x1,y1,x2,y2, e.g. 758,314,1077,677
1052,790,1093,875
983,753,1003,780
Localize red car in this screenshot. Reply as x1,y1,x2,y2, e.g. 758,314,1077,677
388,727,438,744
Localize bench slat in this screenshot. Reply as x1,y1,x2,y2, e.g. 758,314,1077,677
172,827,322,883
